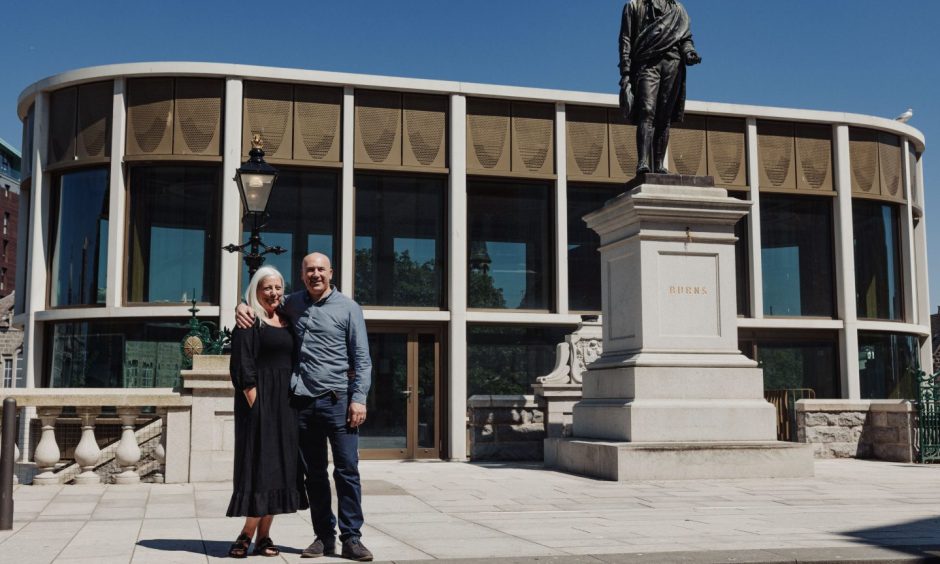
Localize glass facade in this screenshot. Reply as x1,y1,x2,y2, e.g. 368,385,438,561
355,174,445,307
47,319,191,388
240,168,339,295
127,166,220,304
859,332,920,399
467,325,574,396
742,333,840,398
760,195,834,317
854,201,903,321
468,180,552,310
50,168,109,306
730,190,750,317
567,183,622,311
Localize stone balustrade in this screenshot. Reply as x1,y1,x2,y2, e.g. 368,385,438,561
0,388,191,485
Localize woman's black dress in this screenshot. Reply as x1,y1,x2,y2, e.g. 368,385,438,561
227,319,308,517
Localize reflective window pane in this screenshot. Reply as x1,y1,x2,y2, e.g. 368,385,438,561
417,333,437,450
468,180,552,310
567,183,622,312
127,166,220,303
47,319,190,388
240,169,339,295
760,195,834,317
853,201,902,320
859,331,920,399
51,168,109,306
355,174,445,307
360,332,408,449
730,191,750,317
753,337,840,398
467,325,574,396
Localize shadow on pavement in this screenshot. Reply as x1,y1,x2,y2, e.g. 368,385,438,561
843,516,940,559
138,538,305,557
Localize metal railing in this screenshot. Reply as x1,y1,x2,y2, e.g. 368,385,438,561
914,369,940,463
764,388,816,442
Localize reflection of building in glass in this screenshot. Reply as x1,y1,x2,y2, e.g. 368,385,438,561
12,63,932,460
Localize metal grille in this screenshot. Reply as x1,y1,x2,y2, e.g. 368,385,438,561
76,81,112,159
243,81,293,160
512,102,554,174
467,98,510,171
668,115,706,176
878,132,902,200
849,127,879,195
294,85,341,162
764,388,816,442
49,87,78,165
174,78,222,156
608,109,637,179
757,120,795,189
566,105,607,178
707,117,746,186
126,78,174,155
355,90,402,165
915,370,940,463
795,123,832,191
403,93,447,168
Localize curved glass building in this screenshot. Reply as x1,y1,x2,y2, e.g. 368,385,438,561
14,63,931,459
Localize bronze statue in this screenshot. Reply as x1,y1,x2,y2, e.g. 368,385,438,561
619,0,702,175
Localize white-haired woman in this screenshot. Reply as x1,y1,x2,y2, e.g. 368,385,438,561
227,266,307,558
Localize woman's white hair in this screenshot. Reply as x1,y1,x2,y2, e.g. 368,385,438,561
245,266,285,324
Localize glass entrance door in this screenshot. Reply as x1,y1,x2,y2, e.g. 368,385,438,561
360,328,441,459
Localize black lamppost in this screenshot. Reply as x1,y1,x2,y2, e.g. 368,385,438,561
223,135,286,278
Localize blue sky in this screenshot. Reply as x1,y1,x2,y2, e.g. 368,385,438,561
3,0,939,311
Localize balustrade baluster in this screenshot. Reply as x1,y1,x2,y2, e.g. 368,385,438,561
113,407,141,484
153,408,167,483
73,407,101,484
32,407,62,485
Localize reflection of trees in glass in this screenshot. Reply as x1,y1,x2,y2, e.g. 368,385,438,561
355,249,440,306
759,348,803,390
468,271,506,309
467,326,572,397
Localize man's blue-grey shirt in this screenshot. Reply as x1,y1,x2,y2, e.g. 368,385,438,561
282,286,372,404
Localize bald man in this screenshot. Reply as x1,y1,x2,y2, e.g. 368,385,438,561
237,253,373,561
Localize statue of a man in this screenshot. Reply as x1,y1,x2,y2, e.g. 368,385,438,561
619,0,702,175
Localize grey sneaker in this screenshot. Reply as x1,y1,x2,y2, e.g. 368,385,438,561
301,537,335,558
341,537,373,561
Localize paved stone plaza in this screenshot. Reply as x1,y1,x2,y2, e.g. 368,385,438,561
3,459,940,563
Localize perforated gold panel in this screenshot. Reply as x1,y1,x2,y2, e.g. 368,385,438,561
243,81,293,160
667,114,706,176
878,132,902,201
126,78,174,156
795,124,832,192
757,120,796,191
49,87,77,165
173,79,222,156
849,128,879,196
76,81,112,160
466,98,510,173
403,93,447,169
355,90,402,167
566,105,608,179
293,85,341,163
608,109,637,180
511,102,554,176
706,117,746,187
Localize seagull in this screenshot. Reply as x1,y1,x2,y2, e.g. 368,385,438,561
895,108,913,123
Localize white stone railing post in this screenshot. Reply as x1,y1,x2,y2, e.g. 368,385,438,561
32,407,62,485
113,407,141,484
153,407,168,483
73,407,101,484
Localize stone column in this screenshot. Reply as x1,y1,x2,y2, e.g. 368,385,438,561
73,407,101,485
113,407,141,484
545,174,814,480
32,407,61,485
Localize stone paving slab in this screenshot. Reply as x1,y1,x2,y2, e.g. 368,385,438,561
3,459,940,563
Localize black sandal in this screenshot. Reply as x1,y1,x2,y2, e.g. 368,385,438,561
228,532,251,558
253,537,280,557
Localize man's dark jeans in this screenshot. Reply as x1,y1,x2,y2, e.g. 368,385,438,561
294,391,363,542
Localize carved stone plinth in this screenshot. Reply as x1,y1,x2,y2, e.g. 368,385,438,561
546,177,813,480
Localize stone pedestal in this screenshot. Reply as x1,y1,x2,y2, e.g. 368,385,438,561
181,354,235,483
546,175,813,480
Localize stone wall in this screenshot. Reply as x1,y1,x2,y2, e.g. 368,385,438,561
795,399,914,462
467,395,544,461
